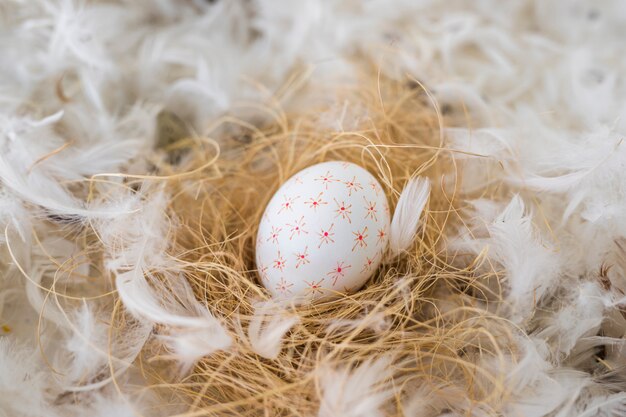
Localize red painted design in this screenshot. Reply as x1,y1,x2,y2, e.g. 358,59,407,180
363,197,378,221
318,223,336,248
341,162,351,169
352,227,369,251
306,192,328,211
273,251,286,271
258,263,269,281
344,176,363,196
314,170,339,190
266,226,282,244
294,176,303,184
327,261,352,285
304,278,325,295
276,277,294,295
333,198,352,223
287,216,308,239
377,228,386,244
295,246,310,268
361,255,376,273
369,180,380,196
278,195,299,214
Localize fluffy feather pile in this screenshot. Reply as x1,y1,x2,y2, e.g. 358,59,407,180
1,1,626,416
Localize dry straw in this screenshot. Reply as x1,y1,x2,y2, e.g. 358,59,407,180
124,71,518,416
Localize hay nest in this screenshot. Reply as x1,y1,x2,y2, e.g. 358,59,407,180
115,73,515,416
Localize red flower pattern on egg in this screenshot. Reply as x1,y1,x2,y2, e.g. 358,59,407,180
266,226,282,244
275,277,294,295
287,216,308,239
361,255,376,274
363,197,378,221
318,223,336,247
273,251,286,271
369,179,381,196
295,246,310,268
258,262,269,281
333,198,352,223
344,176,363,196
352,227,369,251
306,192,327,211
377,228,386,244
315,171,339,190
304,278,325,295
327,261,352,285
278,195,299,214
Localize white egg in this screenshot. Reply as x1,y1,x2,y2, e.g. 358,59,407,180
256,161,390,300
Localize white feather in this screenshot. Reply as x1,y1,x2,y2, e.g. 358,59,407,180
317,355,395,417
59,303,152,392
0,338,54,417
576,393,626,417
487,196,561,323
326,311,391,335
247,301,299,360
388,177,430,257
486,337,591,417
534,282,608,357
96,190,231,369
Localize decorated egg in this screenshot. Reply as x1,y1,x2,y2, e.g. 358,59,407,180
256,161,390,300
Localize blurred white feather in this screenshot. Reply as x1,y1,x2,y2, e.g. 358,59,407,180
454,195,561,323
534,282,608,357
575,392,626,417
317,355,395,417
247,301,299,360
488,196,561,322
0,338,54,417
60,303,152,392
95,189,231,370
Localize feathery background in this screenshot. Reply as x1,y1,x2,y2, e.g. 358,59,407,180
1,1,626,416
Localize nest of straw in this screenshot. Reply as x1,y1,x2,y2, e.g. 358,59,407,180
126,73,514,416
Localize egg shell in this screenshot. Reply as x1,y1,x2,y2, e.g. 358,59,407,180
256,161,390,300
